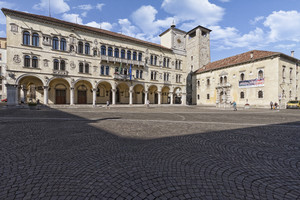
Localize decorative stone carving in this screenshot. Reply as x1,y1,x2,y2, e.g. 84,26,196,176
94,39,98,45
8,72,16,80
93,66,97,72
10,24,18,33
70,61,76,69
43,59,49,67
13,55,21,63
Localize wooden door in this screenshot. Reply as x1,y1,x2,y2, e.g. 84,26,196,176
77,90,87,104
56,89,66,104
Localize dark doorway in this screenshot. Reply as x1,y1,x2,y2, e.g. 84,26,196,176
142,92,145,104
116,88,120,103
56,89,66,104
155,93,158,104
78,90,87,104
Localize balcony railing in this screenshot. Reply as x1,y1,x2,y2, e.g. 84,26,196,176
113,73,134,81
53,70,68,76
101,55,144,66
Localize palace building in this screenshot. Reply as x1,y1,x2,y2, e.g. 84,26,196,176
195,50,300,108
2,8,211,106
0,37,7,100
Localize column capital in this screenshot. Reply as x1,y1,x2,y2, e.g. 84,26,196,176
92,88,97,92
5,84,18,88
43,86,49,89
70,87,74,90
111,89,116,92
144,91,148,94
129,90,133,93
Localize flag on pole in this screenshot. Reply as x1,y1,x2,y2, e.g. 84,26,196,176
119,62,122,74
129,64,132,80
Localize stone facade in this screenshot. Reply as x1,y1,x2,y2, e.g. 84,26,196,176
195,51,300,108
2,8,211,106
0,37,7,100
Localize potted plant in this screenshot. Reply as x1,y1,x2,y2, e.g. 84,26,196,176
28,102,37,110
244,103,250,109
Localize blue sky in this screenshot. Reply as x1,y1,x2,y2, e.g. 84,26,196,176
1,0,300,62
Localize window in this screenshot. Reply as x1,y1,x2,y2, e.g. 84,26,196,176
176,74,181,83
197,80,200,87
32,56,38,68
167,59,170,68
151,71,157,80
24,55,30,67
163,58,166,67
240,73,245,81
121,49,125,58
154,56,157,65
115,67,118,73
52,37,59,50
105,66,109,75
60,38,66,51
133,51,137,60
127,50,131,60
178,61,181,69
224,76,227,83
108,47,113,57
23,31,30,45
175,60,178,69
101,65,105,75
258,91,263,98
101,45,106,55
138,53,142,61
85,43,90,55
136,70,139,79
115,48,119,58
0,53,2,61
220,77,223,84
197,95,200,100
207,78,210,86
93,49,97,56
124,68,128,75
289,90,292,98
54,59,59,70
85,63,89,73
140,70,143,79
0,79,2,91
282,66,286,79
150,55,153,65
207,94,210,99
79,63,84,73
70,45,74,52
164,73,170,81
290,68,293,80
78,42,83,54
240,91,245,99
258,70,263,79
60,60,65,71
32,33,39,47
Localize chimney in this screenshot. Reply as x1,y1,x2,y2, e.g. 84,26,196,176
250,51,254,59
291,51,294,57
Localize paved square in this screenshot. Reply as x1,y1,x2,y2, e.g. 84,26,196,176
1,106,300,199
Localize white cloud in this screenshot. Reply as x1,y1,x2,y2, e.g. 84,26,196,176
250,16,264,25
85,21,113,31
0,30,5,37
264,10,300,42
33,0,70,14
275,44,296,50
62,13,83,24
81,12,87,17
219,0,230,2
0,1,15,24
162,0,224,29
118,18,139,37
131,5,173,35
75,4,93,11
96,3,105,11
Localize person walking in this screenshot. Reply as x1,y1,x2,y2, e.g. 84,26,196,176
270,101,273,110
232,101,237,111
106,100,110,109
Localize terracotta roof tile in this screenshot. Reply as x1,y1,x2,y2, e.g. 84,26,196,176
1,8,171,51
195,50,281,74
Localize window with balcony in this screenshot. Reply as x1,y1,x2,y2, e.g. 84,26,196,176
23,31,30,45
106,66,109,75
163,58,166,67
127,51,131,60
121,49,125,59
85,43,90,55
60,38,66,51
108,47,113,57
101,45,106,55
101,65,105,75
140,70,143,79
78,42,83,54
150,55,153,65
167,59,170,68
138,53,142,61
136,70,139,79
52,37,59,50
32,33,39,47
133,51,137,60
115,48,119,58
154,56,157,66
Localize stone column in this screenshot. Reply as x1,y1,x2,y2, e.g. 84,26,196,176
158,91,161,105
144,91,148,105
6,84,18,106
43,86,49,105
22,87,28,104
112,89,116,105
170,92,173,105
129,89,133,105
92,88,97,107
181,93,187,105
70,87,74,105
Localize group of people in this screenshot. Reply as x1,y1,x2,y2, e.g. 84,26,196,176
270,101,278,110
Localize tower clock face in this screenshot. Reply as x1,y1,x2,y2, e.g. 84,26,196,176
175,35,184,48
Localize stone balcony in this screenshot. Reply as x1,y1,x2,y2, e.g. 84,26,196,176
113,73,134,81
101,55,144,67
53,70,68,76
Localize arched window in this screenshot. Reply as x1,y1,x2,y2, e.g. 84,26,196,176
197,80,200,87
163,58,166,67
32,33,39,47
136,70,139,79
85,43,90,55
121,49,125,58
197,95,200,100
133,51,137,60
282,90,285,98
150,55,153,65
23,31,30,45
207,78,210,86
85,63,89,73
101,65,105,75
224,76,227,83
70,45,74,52
175,60,178,69
124,68,128,75
24,55,30,67
52,37,59,50
105,66,109,75
167,59,170,68
258,91,263,98
127,50,131,60
154,56,157,65
78,42,83,54
60,60,65,71
140,70,143,79
289,90,292,98
114,48,119,58
240,73,245,81
32,56,38,68
138,53,142,61
79,63,84,73
178,61,181,69
240,91,245,99
258,70,264,79
60,38,66,51
108,47,113,56
101,45,106,55
220,77,223,84
93,49,97,56
54,59,59,70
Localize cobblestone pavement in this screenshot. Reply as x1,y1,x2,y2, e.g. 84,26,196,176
0,106,300,199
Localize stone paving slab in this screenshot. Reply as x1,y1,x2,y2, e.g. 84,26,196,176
0,106,300,199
